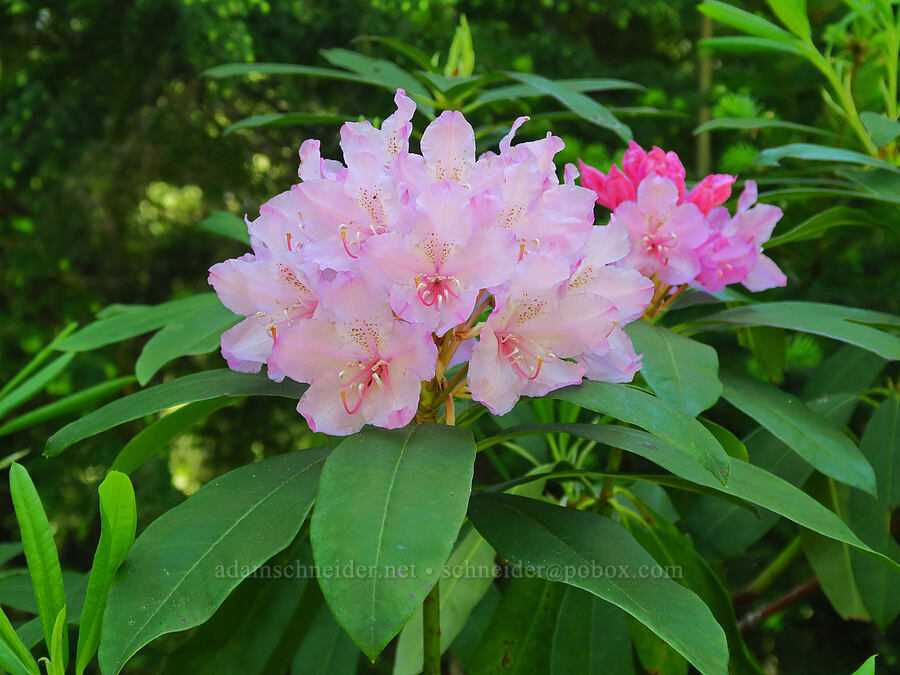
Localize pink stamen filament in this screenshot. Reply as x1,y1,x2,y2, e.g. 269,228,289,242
415,275,461,309
339,359,390,415
499,334,545,380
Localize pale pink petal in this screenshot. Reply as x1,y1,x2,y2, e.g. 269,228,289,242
499,116,530,156
269,318,362,385
737,180,758,213
468,327,524,416
521,358,585,398
580,325,641,383
219,318,272,375
297,380,365,436
420,110,476,182
743,254,787,291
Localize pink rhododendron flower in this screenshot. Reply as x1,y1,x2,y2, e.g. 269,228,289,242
210,91,789,435
269,276,437,435
616,175,710,285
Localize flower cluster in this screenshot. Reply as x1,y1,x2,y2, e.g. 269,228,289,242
209,90,654,434
579,142,786,293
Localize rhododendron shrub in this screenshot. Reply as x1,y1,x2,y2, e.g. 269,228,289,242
209,90,657,434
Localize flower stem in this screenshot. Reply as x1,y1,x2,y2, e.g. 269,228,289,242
423,580,441,675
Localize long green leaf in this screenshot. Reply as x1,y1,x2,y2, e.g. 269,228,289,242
393,526,496,675
504,72,631,141
0,377,136,439
861,111,900,147
626,322,721,417
755,143,900,172
765,207,879,248
549,381,731,484
98,447,329,675
468,494,729,675
57,294,220,352
0,605,39,675
199,211,250,245
111,399,237,474
693,116,835,137
135,304,239,384
48,606,66,675
719,371,876,494
0,323,78,400
694,302,900,360
0,354,75,420
75,472,137,675
319,48,433,105
45,370,307,456
224,112,350,135
765,0,811,38
550,587,634,675
310,424,475,660
470,78,642,108
9,463,67,663
485,423,880,555
291,603,360,675
700,35,806,54
699,0,801,44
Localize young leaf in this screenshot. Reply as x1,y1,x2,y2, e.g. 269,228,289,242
625,322,722,417
700,36,805,55
310,424,475,660
48,606,66,675
468,494,729,675
223,112,351,136
98,448,329,675
0,605,39,675
57,294,220,352
765,207,879,248
720,371,876,494
134,304,240,384
695,302,900,360
199,211,250,245
861,112,900,147
45,370,307,456
693,117,834,137
0,323,78,400
111,398,237,474
549,381,731,485
765,0,811,38
75,471,137,675
504,71,632,141
392,526,496,675
0,377,136,440
852,656,877,675
9,462,67,663
0,353,74,420
469,78,641,109
319,48,433,106
699,1,800,44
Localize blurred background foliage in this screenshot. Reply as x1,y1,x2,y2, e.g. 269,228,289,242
1,0,899,672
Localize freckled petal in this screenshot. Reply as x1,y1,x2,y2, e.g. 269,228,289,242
446,226,519,289
269,318,359,385
420,110,476,181
469,326,523,416
219,318,272,375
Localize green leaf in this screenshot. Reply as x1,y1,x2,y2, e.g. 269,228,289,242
45,370,307,456
0,605,39,675
448,586,500,670
625,322,721,417
503,72,631,142
684,345,885,557
755,143,900,173
765,207,879,248
98,447,329,675
48,606,66,675
0,323,78,400
0,353,74,420
9,463,68,664
0,570,86,617
861,111,900,147
699,36,805,55
444,14,474,77
135,304,240,384
699,1,801,43
164,537,321,675
695,302,900,360
291,603,360,675
57,294,221,352
739,326,786,384
800,474,869,621
550,588,634,675
393,526,496,675
549,381,731,484
468,494,729,675
203,61,405,89
319,48,433,106
765,0,810,37
693,116,835,137
719,371,876,494
699,419,749,461
75,472,137,675
199,212,249,245
355,35,436,72
628,619,687,675
0,542,24,567
853,655,877,675
488,423,879,555
310,424,475,660
469,577,566,675
0,377,136,439
848,398,900,630
111,399,237,474
223,112,351,135
470,78,642,108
